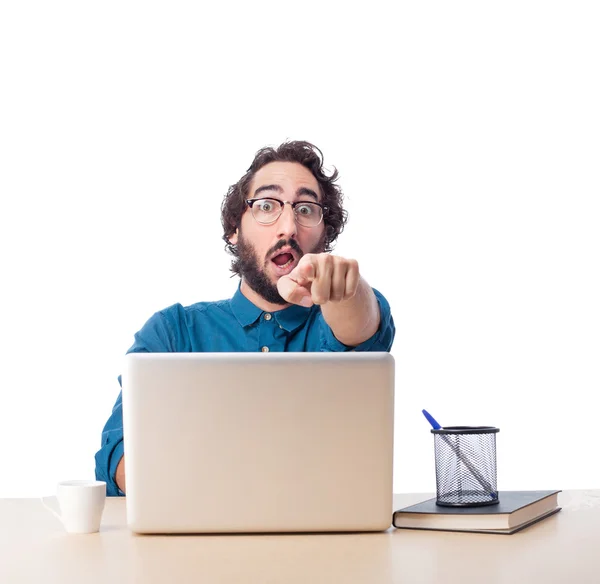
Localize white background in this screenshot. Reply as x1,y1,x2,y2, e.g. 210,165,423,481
1,1,598,497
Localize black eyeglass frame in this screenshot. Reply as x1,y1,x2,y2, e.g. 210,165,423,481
245,197,328,227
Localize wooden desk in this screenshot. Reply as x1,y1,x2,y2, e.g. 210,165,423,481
1,491,598,583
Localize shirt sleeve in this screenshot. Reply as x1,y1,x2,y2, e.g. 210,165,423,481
319,288,395,352
94,307,181,496
94,389,126,496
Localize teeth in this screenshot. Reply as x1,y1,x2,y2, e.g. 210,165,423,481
276,258,293,269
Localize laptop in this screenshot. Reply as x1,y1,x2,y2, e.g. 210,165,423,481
121,351,395,533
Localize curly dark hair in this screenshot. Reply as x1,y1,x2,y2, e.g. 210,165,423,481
221,140,348,276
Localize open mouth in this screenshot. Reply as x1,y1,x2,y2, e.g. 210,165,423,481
269,248,298,276
271,252,295,269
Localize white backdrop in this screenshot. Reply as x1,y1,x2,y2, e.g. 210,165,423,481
1,1,598,497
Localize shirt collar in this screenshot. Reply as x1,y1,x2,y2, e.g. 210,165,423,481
230,284,312,332
272,303,312,333
230,285,263,327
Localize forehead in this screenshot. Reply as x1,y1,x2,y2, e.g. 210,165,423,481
250,162,320,198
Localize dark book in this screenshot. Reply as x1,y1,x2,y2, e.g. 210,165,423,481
393,490,561,535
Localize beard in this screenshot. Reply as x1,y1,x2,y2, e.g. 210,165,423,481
236,231,326,305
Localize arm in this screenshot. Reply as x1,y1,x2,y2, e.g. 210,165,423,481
94,389,125,496
95,306,182,496
115,455,126,493
320,276,380,346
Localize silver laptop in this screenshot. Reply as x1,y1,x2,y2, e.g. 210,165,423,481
122,351,395,533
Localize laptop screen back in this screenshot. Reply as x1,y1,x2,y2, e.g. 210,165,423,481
122,351,395,533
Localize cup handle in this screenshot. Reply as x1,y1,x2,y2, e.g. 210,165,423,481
40,496,63,524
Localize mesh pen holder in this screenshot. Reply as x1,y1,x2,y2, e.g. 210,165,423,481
432,426,499,507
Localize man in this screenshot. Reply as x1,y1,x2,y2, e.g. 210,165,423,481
95,140,395,496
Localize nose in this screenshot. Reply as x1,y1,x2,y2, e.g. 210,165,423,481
276,202,297,239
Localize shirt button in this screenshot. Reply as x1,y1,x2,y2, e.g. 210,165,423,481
261,346,270,352
264,313,272,321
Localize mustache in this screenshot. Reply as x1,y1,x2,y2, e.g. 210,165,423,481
266,239,303,260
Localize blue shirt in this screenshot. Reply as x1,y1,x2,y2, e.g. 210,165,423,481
95,285,395,496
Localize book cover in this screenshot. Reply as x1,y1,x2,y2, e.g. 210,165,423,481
393,490,561,534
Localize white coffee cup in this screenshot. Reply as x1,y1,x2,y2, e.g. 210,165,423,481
42,480,107,534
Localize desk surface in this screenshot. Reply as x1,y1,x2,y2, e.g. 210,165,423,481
1,490,599,584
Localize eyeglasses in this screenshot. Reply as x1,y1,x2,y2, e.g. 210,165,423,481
245,197,327,227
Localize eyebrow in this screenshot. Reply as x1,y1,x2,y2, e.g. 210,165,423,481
253,184,320,202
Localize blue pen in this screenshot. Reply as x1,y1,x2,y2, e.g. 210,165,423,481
422,409,497,499
422,409,441,430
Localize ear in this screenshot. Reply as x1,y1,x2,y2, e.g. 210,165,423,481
229,228,239,246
